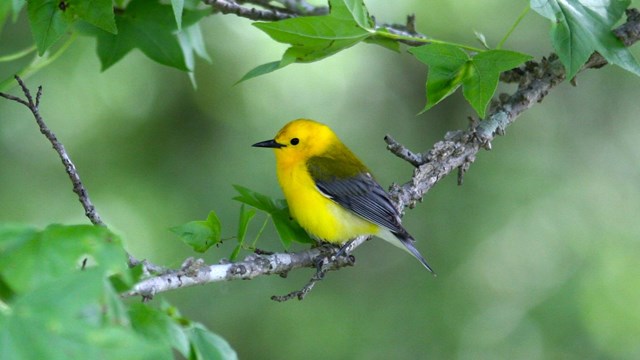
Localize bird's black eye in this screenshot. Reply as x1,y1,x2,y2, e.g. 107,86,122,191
290,138,299,145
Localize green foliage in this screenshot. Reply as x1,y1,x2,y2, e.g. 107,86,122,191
531,0,640,79
171,211,222,253
233,185,314,249
0,224,237,359
5,0,639,115
410,45,531,118
243,0,374,81
27,0,116,55
90,0,209,71
230,204,257,261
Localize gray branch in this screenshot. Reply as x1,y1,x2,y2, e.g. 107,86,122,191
0,76,104,226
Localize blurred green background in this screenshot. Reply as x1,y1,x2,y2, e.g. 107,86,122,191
2,1,640,358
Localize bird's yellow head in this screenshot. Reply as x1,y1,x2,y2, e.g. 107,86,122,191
252,119,339,165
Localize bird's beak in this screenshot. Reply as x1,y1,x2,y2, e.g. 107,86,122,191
252,139,286,149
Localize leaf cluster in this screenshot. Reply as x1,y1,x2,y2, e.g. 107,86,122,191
0,224,237,360
2,0,639,115
171,186,313,258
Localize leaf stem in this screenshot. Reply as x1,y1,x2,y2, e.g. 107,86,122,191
0,33,77,91
0,45,37,62
251,216,270,248
497,5,530,49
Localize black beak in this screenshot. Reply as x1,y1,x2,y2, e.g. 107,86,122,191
252,139,285,149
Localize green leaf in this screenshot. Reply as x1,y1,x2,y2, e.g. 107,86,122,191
410,45,531,117
0,1,11,35
531,0,640,79
329,0,373,29
0,269,169,360
254,16,369,61
233,185,313,248
92,0,207,71
171,211,221,253
238,61,286,83
27,0,75,54
409,44,470,113
177,22,212,87
171,0,184,30
245,0,373,80
237,205,256,246
187,324,238,360
462,49,532,117
129,303,189,357
71,0,117,34
0,224,128,296
27,0,116,54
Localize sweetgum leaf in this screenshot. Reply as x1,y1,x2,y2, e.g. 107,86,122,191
531,0,640,79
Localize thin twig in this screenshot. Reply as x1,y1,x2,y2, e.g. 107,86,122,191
1,76,104,226
0,76,168,274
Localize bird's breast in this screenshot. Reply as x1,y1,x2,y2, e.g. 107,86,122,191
276,161,378,243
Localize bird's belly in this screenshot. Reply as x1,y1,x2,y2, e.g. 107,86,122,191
279,167,377,243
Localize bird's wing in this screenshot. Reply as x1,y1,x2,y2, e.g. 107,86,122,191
307,156,406,235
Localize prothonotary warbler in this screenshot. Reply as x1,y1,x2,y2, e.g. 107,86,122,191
253,119,434,273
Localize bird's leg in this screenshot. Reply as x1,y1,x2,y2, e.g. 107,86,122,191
334,239,355,259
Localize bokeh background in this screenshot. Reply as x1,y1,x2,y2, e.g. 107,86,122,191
2,1,640,358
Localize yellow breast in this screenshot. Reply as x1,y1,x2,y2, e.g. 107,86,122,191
276,159,378,243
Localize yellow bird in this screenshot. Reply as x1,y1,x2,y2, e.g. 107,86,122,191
253,119,433,272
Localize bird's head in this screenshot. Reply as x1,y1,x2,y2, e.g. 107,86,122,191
253,119,338,164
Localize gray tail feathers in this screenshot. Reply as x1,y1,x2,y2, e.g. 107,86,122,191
396,231,436,275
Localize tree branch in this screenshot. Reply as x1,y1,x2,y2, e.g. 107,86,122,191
1,76,104,226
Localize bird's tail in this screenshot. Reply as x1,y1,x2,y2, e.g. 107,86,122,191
380,229,435,274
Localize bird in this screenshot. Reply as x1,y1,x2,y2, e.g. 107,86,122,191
252,119,434,272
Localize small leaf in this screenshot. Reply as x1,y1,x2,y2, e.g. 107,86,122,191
238,61,287,83
171,211,221,253
27,0,74,54
237,204,256,246
233,185,313,248
171,0,184,30
462,49,532,117
92,0,207,71
474,30,490,49
187,324,238,360
330,0,373,29
129,303,189,357
72,0,117,34
410,45,531,117
531,0,640,79
246,0,372,81
409,44,470,113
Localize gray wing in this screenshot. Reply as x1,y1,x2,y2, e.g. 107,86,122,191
311,169,406,235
